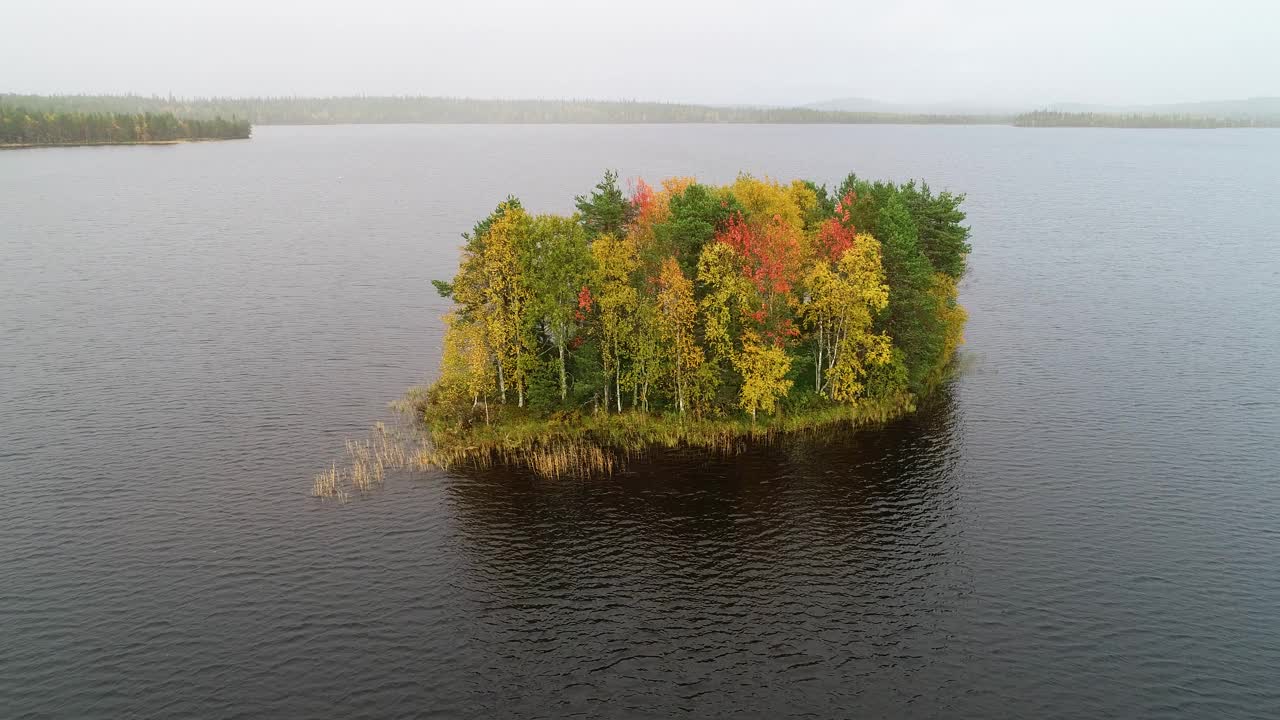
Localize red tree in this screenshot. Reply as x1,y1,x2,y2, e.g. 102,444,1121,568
714,213,803,346
816,191,860,261
629,178,659,227
715,213,800,296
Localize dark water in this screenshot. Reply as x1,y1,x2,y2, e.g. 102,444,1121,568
3,125,1279,718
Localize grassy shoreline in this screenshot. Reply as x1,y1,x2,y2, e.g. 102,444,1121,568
312,390,924,499
403,387,921,478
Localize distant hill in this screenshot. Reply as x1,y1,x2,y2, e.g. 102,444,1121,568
805,97,900,113
805,97,1021,116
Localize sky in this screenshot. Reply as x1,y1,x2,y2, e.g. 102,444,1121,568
3,0,1276,107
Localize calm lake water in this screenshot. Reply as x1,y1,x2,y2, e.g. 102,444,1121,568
3,124,1280,718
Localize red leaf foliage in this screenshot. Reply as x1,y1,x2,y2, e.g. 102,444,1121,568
816,191,861,261
715,213,800,296
833,191,856,224
816,218,855,261
630,178,658,226
573,285,594,322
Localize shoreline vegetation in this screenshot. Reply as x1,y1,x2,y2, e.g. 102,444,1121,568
0,105,250,147
1010,110,1280,129
0,138,246,149
316,169,972,497
7,94,1280,131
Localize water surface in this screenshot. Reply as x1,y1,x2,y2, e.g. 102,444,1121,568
3,124,1279,718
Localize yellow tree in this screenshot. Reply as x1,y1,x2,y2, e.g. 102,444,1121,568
924,271,968,387
729,174,805,233
437,312,496,423
698,240,793,419
626,299,664,412
589,233,639,412
474,207,535,407
736,331,793,421
655,257,703,415
800,233,893,402
451,201,516,405
787,179,820,231
696,241,753,368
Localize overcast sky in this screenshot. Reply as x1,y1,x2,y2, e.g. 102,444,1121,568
3,0,1275,106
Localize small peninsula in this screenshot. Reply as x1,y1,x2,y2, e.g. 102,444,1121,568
406,171,971,477
0,106,250,148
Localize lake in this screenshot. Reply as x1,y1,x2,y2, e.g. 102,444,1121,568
3,124,1279,718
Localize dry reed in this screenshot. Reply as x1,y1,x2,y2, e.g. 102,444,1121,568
311,419,431,500
312,462,349,502
313,389,923,498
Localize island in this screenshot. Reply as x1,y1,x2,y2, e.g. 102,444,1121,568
393,170,971,480
0,106,250,147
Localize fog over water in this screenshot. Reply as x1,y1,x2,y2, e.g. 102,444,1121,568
3,0,1277,106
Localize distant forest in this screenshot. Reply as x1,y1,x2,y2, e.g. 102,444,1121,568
0,105,250,146
5,96,1278,132
1013,110,1280,129
0,94,1006,126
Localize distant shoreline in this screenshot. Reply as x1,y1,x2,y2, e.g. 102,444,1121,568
0,137,249,150
6,93,1280,134
0,106,252,147
1011,110,1280,129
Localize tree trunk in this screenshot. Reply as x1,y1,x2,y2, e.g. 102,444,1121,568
516,344,523,407
815,336,822,393
675,338,685,415
558,341,568,403
497,360,507,404
818,319,828,393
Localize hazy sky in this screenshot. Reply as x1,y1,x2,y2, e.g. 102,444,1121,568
3,0,1275,106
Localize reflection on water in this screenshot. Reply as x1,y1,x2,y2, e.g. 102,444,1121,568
439,391,973,716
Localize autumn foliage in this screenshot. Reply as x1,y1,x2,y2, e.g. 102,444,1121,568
427,170,970,435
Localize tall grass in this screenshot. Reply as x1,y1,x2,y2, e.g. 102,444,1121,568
312,462,348,502
313,390,920,496
312,421,429,499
